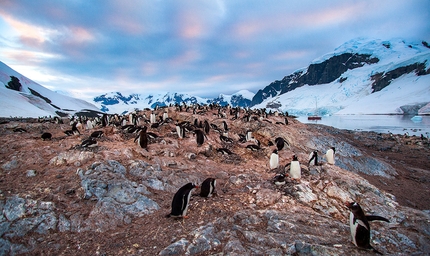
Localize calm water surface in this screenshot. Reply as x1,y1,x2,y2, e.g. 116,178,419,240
297,115,430,136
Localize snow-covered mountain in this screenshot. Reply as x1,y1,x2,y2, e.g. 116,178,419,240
0,61,101,118
93,90,255,114
252,38,430,115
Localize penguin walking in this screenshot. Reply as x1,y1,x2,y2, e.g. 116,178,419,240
134,126,148,151
166,183,198,218
289,155,301,180
194,129,205,147
346,202,390,254
269,149,279,170
326,147,336,164
200,178,216,197
308,150,319,166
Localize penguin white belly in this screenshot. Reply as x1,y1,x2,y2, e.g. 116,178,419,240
270,154,279,169
176,126,182,138
290,161,301,179
308,152,315,165
182,191,192,216
326,149,335,164
349,212,358,246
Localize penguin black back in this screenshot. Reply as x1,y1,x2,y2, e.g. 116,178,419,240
138,126,148,150
195,129,205,146
167,183,198,218
346,202,389,254
200,178,216,197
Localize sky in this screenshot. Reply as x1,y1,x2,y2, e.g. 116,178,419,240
0,0,429,101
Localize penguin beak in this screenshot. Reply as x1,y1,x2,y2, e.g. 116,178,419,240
345,202,353,208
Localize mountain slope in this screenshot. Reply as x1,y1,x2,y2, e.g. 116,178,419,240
252,38,430,115
0,61,101,118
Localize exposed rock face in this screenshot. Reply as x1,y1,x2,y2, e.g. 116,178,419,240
0,106,428,255
250,53,379,106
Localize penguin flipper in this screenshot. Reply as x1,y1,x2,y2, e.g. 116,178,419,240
366,215,390,223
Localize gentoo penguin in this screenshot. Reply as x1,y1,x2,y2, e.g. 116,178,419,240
217,148,234,155
222,120,228,132
275,137,289,151
150,111,156,124
326,147,336,164
246,130,253,141
162,111,169,121
308,150,318,166
346,202,389,254
203,120,210,134
246,144,261,151
41,132,52,140
135,126,148,150
200,178,216,197
273,173,286,186
289,155,301,180
219,135,234,144
90,130,104,138
13,128,27,133
166,183,198,218
175,122,185,139
269,149,279,170
194,129,205,146
81,138,97,147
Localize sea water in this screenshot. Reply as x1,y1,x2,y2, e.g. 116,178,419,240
297,115,430,136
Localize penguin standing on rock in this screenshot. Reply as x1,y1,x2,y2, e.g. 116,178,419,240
269,149,279,170
167,183,199,218
346,202,390,254
289,155,301,180
200,178,216,197
326,147,336,164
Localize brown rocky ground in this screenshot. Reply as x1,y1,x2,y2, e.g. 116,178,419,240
0,108,429,255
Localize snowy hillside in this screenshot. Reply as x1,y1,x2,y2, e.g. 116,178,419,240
254,38,430,115
0,61,101,118
93,90,255,114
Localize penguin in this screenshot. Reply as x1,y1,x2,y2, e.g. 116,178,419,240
81,138,97,147
200,178,216,197
346,202,390,254
269,149,279,170
13,128,27,133
245,130,253,141
289,155,301,180
134,126,148,150
162,111,169,121
90,131,104,138
176,122,185,139
308,150,318,166
222,121,228,132
326,147,336,164
194,129,205,147
220,135,234,144
217,148,234,155
150,111,156,124
273,173,286,186
41,132,52,140
203,120,210,134
275,137,289,151
166,183,198,218
246,144,261,151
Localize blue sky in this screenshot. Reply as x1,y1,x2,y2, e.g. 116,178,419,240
0,0,429,101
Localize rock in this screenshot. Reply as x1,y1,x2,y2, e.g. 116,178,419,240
3,196,25,222
1,157,18,171
159,238,189,256
26,170,37,177
255,188,281,207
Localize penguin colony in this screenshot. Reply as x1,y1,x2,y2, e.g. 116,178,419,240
25,103,397,254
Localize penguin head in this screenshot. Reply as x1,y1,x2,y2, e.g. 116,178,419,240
346,201,360,211
272,149,278,154
292,155,298,161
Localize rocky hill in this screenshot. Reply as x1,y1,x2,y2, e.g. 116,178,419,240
0,106,429,255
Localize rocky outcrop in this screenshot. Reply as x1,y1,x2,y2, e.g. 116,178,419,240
250,53,379,106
